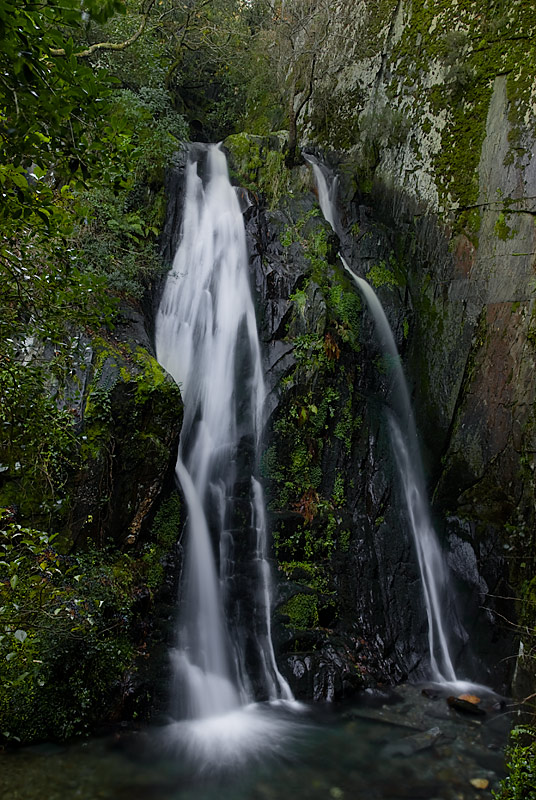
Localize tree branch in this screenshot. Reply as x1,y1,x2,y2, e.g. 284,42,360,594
49,0,157,58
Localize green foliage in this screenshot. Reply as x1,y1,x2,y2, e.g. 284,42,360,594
0,511,141,742
142,494,181,589
367,258,401,290
225,133,289,206
71,85,187,298
269,383,342,513
283,207,361,352
103,87,188,184
334,397,361,453
292,333,333,372
74,185,165,298
326,282,362,351
338,529,351,552
280,592,318,630
495,727,536,800
332,473,345,506
280,207,321,247
0,0,191,522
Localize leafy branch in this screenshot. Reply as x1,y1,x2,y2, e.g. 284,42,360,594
49,0,157,58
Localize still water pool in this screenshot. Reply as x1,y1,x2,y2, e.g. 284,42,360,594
0,685,512,800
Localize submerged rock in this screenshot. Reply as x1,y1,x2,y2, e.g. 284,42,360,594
382,726,443,758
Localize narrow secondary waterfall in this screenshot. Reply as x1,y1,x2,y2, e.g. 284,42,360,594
340,262,458,683
155,145,292,739
304,156,460,683
303,153,340,234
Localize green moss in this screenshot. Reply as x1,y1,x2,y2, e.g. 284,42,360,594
278,561,329,593
432,78,492,210
421,118,432,135
494,211,517,241
332,472,345,506
366,258,400,290
142,493,181,589
338,529,351,552
224,132,289,207
280,592,319,630
307,1,535,222
334,394,362,454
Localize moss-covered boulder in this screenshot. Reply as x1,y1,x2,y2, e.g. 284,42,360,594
65,304,182,550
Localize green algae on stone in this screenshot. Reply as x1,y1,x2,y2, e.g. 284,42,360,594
280,592,319,631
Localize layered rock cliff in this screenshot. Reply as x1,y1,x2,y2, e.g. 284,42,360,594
291,0,536,694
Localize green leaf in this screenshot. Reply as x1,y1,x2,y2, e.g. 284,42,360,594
14,629,27,643
10,170,28,190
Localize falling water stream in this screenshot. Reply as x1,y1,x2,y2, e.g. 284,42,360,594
303,153,340,234
305,154,465,684
341,261,458,684
154,145,295,766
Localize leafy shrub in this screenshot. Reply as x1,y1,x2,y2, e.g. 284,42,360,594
495,726,536,800
0,512,143,742
72,86,188,298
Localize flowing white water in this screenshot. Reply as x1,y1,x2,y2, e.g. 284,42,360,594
342,261,457,683
303,155,459,683
303,153,340,234
155,145,292,742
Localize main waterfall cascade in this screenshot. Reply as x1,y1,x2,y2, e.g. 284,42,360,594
155,145,296,762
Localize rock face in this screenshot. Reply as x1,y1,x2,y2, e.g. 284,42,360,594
282,0,536,694
65,303,182,550
220,132,509,698
158,6,536,695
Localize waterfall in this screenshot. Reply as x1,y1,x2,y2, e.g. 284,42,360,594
303,153,340,234
304,155,461,683
155,145,292,742
341,264,458,683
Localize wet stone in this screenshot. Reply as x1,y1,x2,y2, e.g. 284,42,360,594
448,697,487,716
382,726,444,757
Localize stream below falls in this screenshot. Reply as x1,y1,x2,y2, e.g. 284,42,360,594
0,685,512,800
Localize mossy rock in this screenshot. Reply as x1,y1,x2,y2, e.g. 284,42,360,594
66,326,182,550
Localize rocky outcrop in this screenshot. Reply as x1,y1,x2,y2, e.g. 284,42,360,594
291,0,536,694
222,132,511,698
65,303,183,550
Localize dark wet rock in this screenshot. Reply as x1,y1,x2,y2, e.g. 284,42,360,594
447,697,487,716
381,726,443,757
422,687,441,700
66,307,182,550
239,157,446,693
154,135,517,704
284,642,365,701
